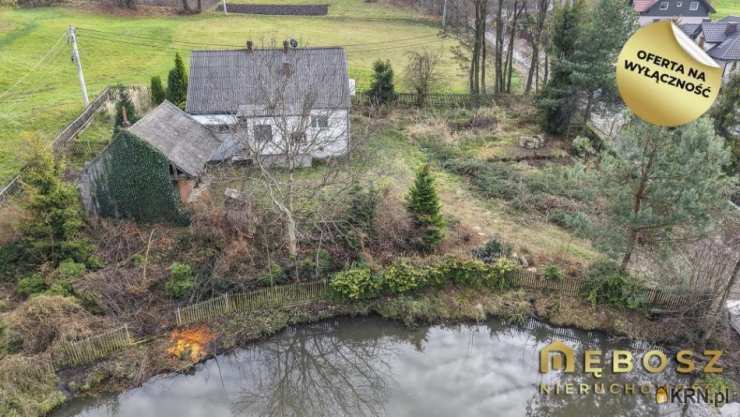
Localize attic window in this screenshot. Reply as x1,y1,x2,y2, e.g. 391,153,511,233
689,1,699,10
311,115,329,129
659,1,669,10
254,124,273,142
676,1,682,7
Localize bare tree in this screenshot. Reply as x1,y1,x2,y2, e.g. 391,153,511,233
214,42,361,259
503,0,526,93
403,50,441,107
445,0,490,96
524,0,551,94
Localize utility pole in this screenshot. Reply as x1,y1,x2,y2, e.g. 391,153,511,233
222,0,228,15
68,26,89,107
442,0,448,29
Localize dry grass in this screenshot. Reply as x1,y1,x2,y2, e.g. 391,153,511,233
0,200,25,246
0,354,64,417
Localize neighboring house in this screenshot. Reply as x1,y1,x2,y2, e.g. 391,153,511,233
185,44,352,166
79,101,221,223
682,16,740,81
632,0,714,26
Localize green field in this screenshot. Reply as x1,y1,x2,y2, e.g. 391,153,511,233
712,0,740,18
0,2,465,183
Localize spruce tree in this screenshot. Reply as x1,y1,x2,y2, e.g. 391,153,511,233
150,76,166,106
166,53,188,109
368,60,397,105
406,164,445,251
711,72,739,174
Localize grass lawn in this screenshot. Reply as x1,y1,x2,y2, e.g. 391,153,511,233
712,0,740,18
0,1,465,183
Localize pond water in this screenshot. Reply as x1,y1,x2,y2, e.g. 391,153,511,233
53,317,696,417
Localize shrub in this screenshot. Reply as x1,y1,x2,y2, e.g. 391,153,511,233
0,242,36,283
345,183,380,251
259,262,288,286
543,264,564,281
150,76,166,106
549,209,592,237
298,249,334,280
114,87,138,131
472,238,511,263
406,164,445,251
330,266,382,301
54,259,86,280
571,135,595,157
581,260,647,310
383,260,427,295
165,262,194,299
368,60,397,105
16,273,46,297
489,257,518,289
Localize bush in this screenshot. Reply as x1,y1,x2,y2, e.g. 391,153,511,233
165,262,194,299
150,76,166,106
259,262,288,286
298,249,334,280
383,261,427,295
0,242,36,283
549,209,592,237
166,53,188,108
368,60,397,106
472,238,511,263
16,274,46,297
54,259,86,280
330,266,382,301
543,264,564,281
581,260,647,310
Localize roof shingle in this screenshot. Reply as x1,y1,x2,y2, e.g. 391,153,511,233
128,101,221,177
186,47,351,115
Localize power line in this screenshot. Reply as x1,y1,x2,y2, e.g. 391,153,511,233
0,33,67,103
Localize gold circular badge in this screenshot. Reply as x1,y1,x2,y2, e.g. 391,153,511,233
616,21,722,127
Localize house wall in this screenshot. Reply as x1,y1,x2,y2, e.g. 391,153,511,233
192,108,350,163
639,15,707,25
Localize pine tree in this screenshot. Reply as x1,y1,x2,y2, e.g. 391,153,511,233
150,76,166,106
536,1,583,135
711,72,739,174
166,53,188,109
406,164,445,251
368,60,397,105
20,135,91,265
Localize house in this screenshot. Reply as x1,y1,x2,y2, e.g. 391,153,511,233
702,17,740,80
682,16,740,81
185,44,352,166
79,101,221,223
632,0,714,26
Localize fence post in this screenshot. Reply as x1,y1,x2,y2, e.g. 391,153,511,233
176,306,182,326
224,293,230,313
124,324,131,345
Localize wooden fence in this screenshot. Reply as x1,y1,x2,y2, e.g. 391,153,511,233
0,86,116,206
352,92,496,108
510,269,694,310
176,281,329,326
51,326,133,369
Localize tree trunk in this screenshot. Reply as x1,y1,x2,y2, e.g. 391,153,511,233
525,44,537,94
703,256,740,344
481,11,487,95
620,145,657,272
495,0,504,93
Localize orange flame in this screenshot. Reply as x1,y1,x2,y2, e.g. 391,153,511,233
167,327,215,362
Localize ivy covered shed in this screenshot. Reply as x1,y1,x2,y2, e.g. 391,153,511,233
79,100,221,223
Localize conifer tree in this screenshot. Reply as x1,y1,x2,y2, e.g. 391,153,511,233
711,72,739,173
150,76,166,106
406,164,445,251
368,60,397,105
166,53,188,109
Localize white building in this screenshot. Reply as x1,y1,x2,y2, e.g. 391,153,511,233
632,0,715,26
185,44,352,166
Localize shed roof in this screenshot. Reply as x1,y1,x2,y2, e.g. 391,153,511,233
701,21,738,43
128,101,221,177
186,47,351,115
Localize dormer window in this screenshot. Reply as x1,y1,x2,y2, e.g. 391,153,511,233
689,1,699,10
659,1,669,10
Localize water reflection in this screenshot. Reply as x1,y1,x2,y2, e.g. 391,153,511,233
53,317,692,417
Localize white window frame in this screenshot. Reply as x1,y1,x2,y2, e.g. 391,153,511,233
689,1,699,11
659,1,669,10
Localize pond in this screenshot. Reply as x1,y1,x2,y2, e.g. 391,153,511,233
53,317,695,417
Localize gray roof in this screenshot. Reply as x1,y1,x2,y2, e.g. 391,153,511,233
128,101,221,177
719,16,740,23
680,23,701,37
186,47,351,115
701,21,737,43
708,32,740,60
643,0,714,16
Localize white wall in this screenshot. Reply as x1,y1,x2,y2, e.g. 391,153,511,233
639,16,706,26
192,109,349,162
